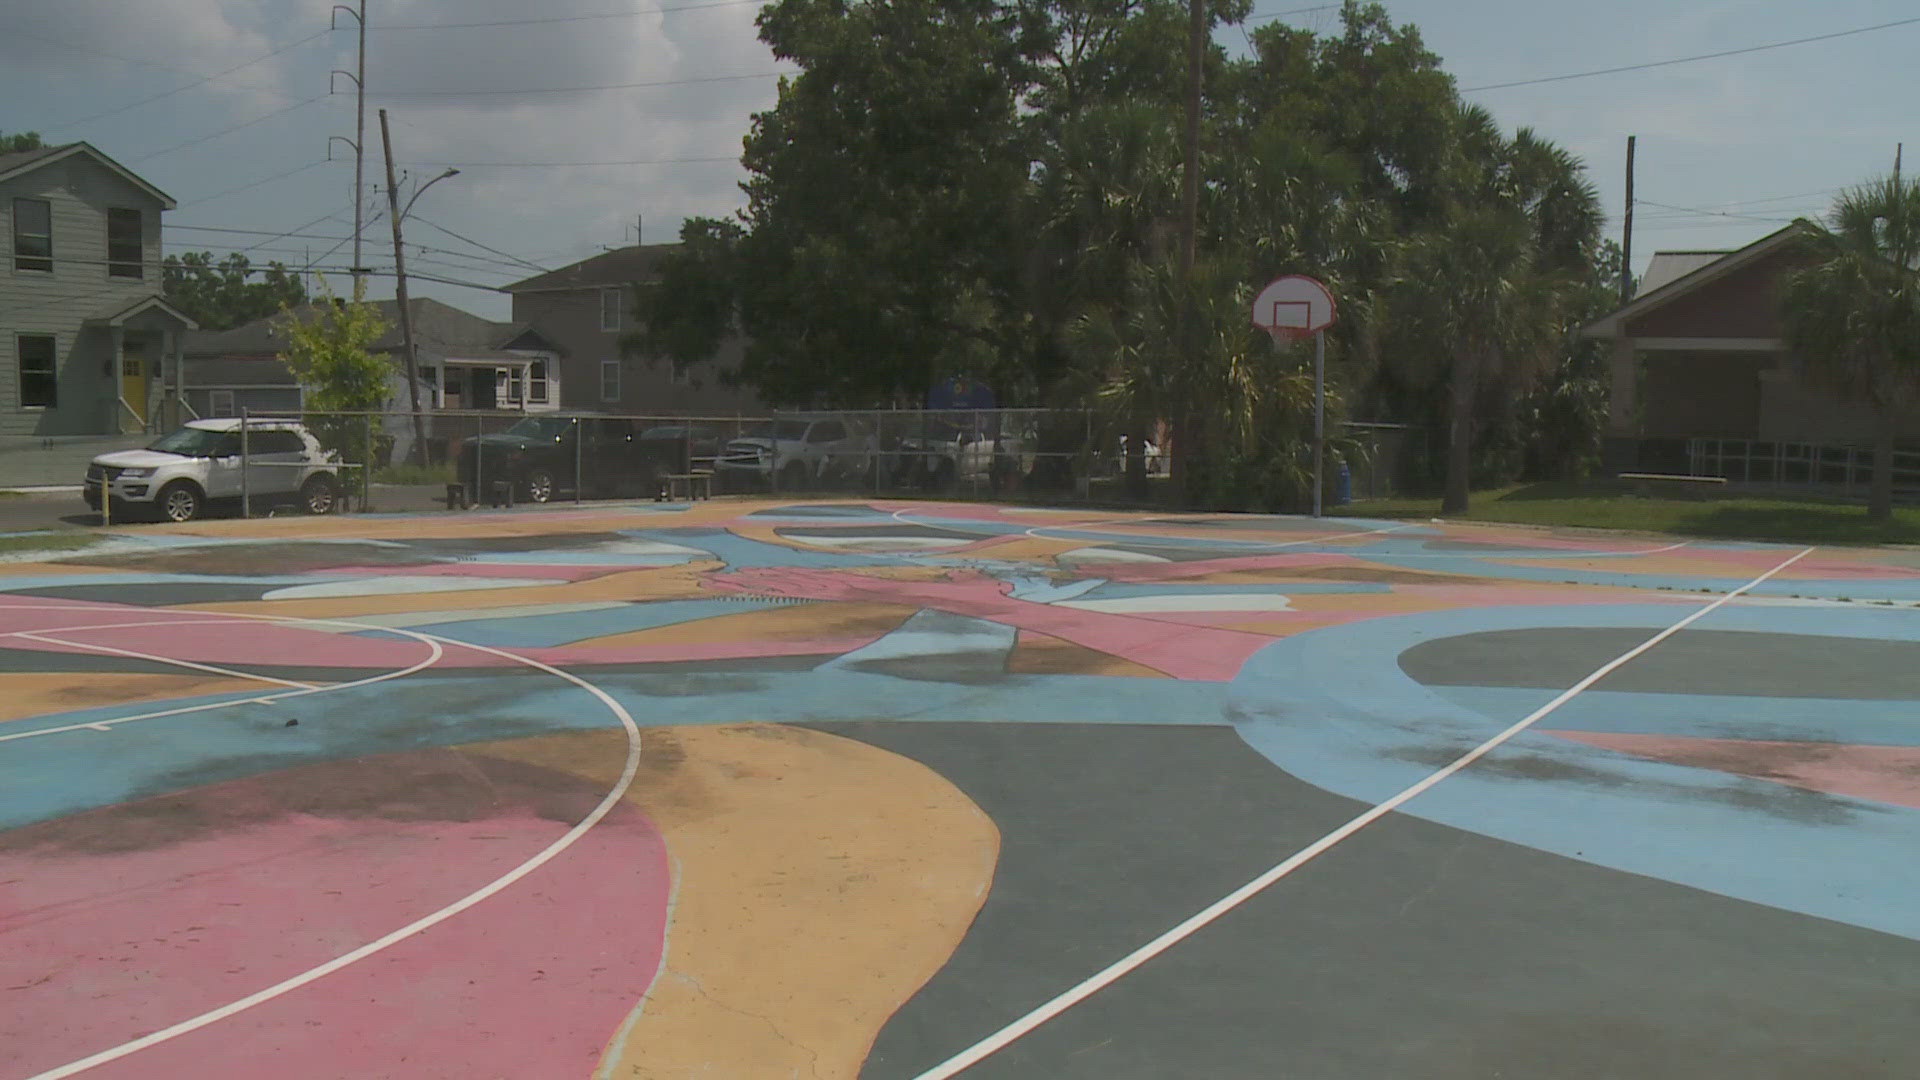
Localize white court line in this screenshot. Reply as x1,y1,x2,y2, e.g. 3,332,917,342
11,631,318,691
911,544,1815,1079
0,615,443,744
15,604,643,1080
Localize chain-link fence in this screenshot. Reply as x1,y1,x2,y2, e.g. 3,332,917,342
200,406,1405,515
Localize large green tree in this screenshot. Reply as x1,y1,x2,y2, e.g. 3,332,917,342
277,277,392,468
0,131,44,154
1780,176,1920,521
164,252,308,332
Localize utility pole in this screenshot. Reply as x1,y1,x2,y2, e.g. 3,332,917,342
1180,0,1203,275
381,108,428,465
1621,135,1636,305
329,0,368,291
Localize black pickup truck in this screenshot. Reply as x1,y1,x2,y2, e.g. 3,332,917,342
456,414,700,503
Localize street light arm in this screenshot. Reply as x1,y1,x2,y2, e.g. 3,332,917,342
400,168,460,222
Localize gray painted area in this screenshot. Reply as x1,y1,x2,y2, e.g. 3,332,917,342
1400,627,1920,699
824,722,1920,1080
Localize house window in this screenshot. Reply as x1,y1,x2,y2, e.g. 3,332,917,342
600,359,620,401
106,208,142,279
529,359,548,402
209,390,235,417
17,334,56,408
507,366,525,404
600,287,623,331
13,198,51,272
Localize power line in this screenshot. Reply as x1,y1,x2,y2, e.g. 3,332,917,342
1243,4,1340,25
50,29,330,129
127,95,335,164
176,160,338,208
1635,199,1808,224
372,70,793,98
434,155,739,168
1465,15,1920,92
408,216,553,273
372,0,764,31
165,223,356,242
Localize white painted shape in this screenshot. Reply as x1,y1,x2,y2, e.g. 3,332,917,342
1056,547,1170,564
826,610,1018,666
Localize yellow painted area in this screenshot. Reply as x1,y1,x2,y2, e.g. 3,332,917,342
958,536,1085,564
1006,629,1166,677
577,602,917,650
0,672,268,725
466,724,999,1080
0,560,120,577
177,562,724,620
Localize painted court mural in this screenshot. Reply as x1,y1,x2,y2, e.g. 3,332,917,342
4,499,1920,1079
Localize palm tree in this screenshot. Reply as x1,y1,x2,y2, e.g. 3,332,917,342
1779,175,1920,521
1381,106,1600,515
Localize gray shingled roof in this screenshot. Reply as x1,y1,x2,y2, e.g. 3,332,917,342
184,297,563,358
0,142,72,177
504,243,679,293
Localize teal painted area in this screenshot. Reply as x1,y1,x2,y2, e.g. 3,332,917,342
1226,602,1920,942
1431,685,1920,747
0,669,1221,832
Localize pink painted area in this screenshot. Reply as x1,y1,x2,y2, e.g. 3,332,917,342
530,635,880,666
707,566,1272,680
1548,730,1920,811
0,765,671,1079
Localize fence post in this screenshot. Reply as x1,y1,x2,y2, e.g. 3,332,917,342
363,413,374,512
574,417,583,505
473,412,483,506
239,407,251,520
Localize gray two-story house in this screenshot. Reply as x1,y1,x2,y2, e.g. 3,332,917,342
505,243,760,417
1,142,195,436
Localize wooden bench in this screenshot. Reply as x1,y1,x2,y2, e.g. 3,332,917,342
658,471,713,502
1618,472,1727,497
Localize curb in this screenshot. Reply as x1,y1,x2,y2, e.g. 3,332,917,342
1,485,81,495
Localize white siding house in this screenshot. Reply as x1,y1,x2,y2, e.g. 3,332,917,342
0,142,195,436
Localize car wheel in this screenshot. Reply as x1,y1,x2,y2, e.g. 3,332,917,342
156,481,203,523
525,468,555,503
301,475,340,515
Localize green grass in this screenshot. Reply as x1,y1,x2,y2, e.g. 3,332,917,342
373,462,455,486
1344,479,1920,546
0,532,104,556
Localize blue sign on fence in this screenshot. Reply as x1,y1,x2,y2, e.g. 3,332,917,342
927,376,996,411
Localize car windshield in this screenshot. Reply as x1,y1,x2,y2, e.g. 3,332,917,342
148,427,238,457
738,420,811,441
505,416,575,440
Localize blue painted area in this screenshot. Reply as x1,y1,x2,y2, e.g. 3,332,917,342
1226,601,1920,941
389,598,796,648
1430,685,1920,747
1,669,1222,831
632,528,913,569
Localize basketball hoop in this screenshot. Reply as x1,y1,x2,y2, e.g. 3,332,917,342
1251,275,1336,344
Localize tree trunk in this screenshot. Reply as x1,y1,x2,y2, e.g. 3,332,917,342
1125,419,1149,500
1442,348,1478,516
1870,403,1895,522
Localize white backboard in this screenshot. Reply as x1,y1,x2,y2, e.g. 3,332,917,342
1251,275,1336,334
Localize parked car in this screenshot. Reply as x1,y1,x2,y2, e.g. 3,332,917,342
891,416,1034,490
455,414,664,503
636,424,726,475
83,418,343,523
714,417,874,492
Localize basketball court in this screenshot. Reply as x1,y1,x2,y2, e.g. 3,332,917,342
3,498,1918,1078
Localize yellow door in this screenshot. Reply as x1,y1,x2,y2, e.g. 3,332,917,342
121,348,147,426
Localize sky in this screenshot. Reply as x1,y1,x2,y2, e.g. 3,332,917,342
2,0,1914,321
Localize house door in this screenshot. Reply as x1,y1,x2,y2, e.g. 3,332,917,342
121,343,148,425
471,368,498,410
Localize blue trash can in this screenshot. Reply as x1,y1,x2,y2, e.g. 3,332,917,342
1334,463,1352,506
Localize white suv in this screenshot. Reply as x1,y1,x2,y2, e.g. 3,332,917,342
714,417,873,492
84,418,344,523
